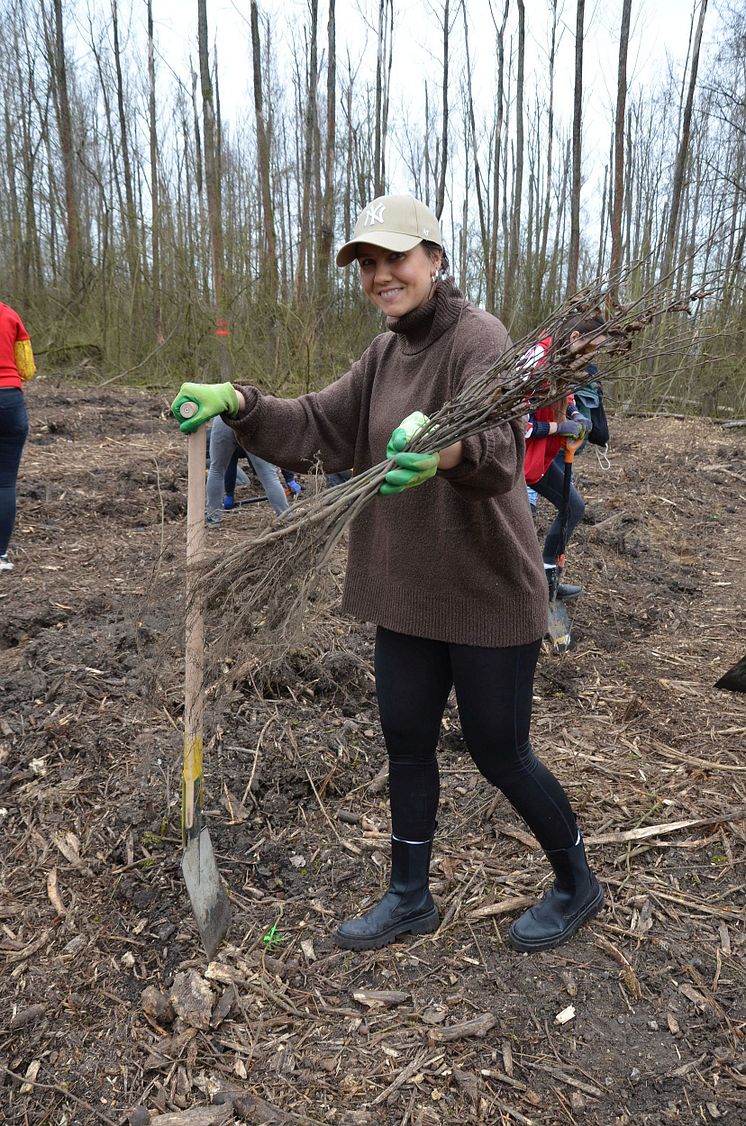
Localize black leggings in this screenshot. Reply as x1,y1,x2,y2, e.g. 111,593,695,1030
374,627,577,852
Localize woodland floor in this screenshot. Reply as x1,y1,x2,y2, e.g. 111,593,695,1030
1,382,745,1126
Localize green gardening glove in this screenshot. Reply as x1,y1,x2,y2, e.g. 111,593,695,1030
170,381,240,433
380,411,440,496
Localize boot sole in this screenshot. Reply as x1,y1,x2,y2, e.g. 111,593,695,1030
334,907,440,951
506,886,605,953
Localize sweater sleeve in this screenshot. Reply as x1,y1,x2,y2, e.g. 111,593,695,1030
526,411,551,440
225,355,368,474
436,314,525,501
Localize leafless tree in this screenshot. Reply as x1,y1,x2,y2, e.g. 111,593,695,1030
501,0,524,326
566,0,585,296
250,0,278,302
662,0,709,279
609,0,632,301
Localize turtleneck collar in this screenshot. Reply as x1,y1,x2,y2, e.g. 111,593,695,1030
386,278,467,355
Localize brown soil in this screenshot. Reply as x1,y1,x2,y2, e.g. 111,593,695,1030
1,382,744,1126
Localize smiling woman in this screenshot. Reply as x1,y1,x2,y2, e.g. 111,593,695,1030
336,195,444,317
170,190,604,957
356,244,439,318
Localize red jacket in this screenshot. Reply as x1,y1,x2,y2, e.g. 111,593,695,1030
0,302,34,389
522,336,576,485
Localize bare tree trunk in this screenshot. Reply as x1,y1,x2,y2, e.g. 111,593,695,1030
50,0,80,293
198,0,229,378
250,0,279,302
609,0,632,300
147,0,162,341
435,0,451,220
462,5,489,295
548,137,570,308
488,0,510,313
597,157,609,270
381,0,394,194
3,101,22,294
661,0,709,278
566,0,585,296
111,0,138,287
373,0,394,196
317,0,336,296
295,0,319,302
534,0,557,317
501,0,524,326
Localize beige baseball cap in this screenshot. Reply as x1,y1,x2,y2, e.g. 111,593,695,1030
336,194,442,267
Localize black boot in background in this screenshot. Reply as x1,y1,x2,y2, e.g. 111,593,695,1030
506,833,604,953
334,836,439,951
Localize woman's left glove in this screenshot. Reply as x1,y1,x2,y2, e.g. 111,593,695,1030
380,411,439,496
170,381,239,433
570,412,592,437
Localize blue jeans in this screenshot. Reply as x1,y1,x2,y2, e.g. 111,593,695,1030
532,453,585,565
0,389,29,555
206,416,288,519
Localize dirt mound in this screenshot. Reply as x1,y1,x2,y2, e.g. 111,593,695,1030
1,383,744,1124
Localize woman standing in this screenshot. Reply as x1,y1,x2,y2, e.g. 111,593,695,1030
0,300,35,571
171,195,603,954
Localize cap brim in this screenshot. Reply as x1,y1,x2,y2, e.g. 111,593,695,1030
336,232,423,267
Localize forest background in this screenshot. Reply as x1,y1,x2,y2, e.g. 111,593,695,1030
1,0,744,415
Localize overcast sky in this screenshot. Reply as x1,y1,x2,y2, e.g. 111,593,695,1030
66,0,720,244
145,0,713,136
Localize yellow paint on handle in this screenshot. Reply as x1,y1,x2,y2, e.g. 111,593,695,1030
182,735,204,842
183,734,203,782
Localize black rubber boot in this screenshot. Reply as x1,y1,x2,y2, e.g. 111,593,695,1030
334,837,439,951
506,834,604,952
545,564,583,602
557,582,583,601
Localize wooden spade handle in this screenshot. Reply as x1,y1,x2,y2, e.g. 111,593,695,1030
182,407,206,842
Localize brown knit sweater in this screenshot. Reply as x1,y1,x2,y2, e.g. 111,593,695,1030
228,280,547,647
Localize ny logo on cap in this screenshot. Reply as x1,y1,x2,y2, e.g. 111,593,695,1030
364,203,386,226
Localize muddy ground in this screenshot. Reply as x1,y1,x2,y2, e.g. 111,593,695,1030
1,381,744,1126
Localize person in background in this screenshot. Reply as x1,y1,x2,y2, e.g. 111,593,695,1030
526,357,601,520
171,194,604,956
281,467,352,494
280,468,303,498
523,316,604,600
206,415,288,524
0,300,36,571
527,484,538,518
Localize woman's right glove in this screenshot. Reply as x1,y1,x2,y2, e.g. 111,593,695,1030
170,381,239,433
379,411,439,496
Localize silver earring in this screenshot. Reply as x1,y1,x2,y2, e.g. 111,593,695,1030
431,272,437,283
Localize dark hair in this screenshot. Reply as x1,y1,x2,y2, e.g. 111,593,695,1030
554,312,605,349
547,313,605,421
422,240,450,278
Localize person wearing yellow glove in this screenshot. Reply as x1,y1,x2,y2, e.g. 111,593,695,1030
0,300,36,572
171,193,602,956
